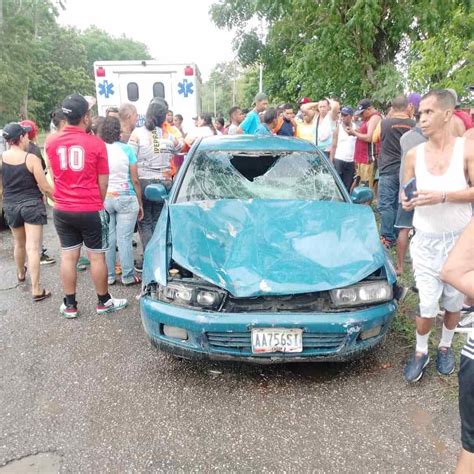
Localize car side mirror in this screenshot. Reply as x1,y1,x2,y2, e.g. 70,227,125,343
351,186,374,204
144,183,168,202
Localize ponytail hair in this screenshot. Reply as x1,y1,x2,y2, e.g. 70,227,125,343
145,98,168,131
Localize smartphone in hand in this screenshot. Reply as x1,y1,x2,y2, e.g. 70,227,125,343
403,177,417,201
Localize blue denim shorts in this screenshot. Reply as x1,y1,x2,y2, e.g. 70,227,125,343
394,204,414,229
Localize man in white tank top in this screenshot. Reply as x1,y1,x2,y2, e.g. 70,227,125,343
401,89,474,383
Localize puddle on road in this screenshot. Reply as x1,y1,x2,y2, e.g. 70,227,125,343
0,453,62,474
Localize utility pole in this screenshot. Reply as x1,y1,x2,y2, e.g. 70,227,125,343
232,61,237,106
213,82,217,117
258,19,265,93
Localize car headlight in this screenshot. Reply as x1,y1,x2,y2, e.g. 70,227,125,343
156,281,226,311
330,281,393,307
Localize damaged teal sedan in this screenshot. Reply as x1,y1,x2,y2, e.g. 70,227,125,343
140,135,399,363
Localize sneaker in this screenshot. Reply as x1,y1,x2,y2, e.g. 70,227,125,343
458,314,474,329
122,274,142,286
461,305,474,315
40,252,56,265
436,347,455,375
107,277,116,286
96,296,128,315
76,256,90,272
134,259,143,273
59,301,79,319
404,352,430,383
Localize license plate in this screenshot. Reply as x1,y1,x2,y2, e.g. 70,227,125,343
251,328,303,354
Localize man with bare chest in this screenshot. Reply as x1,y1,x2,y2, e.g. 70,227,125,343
401,89,474,383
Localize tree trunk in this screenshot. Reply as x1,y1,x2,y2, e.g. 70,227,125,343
19,78,29,120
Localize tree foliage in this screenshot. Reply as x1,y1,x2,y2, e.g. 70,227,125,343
80,26,152,75
201,62,260,116
408,8,474,100
210,0,473,107
0,0,152,129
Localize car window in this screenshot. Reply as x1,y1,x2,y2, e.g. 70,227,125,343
176,151,345,202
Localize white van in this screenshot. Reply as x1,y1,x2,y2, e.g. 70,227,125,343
93,61,202,131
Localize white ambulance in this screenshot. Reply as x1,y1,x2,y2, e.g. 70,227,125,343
93,61,202,130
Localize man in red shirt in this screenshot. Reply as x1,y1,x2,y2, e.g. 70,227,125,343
46,94,127,318
348,99,382,189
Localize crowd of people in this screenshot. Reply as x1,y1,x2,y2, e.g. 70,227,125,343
1,86,474,471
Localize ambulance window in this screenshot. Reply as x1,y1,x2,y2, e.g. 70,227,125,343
127,82,139,102
153,82,165,99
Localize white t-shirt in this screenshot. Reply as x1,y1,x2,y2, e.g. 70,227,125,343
334,123,356,162
316,114,336,151
227,123,239,135
105,142,137,196
188,126,215,139
128,126,177,181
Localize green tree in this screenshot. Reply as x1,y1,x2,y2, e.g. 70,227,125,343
79,26,152,74
0,0,58,123
408,7,474,101
201,61,240,115
201,62,261,116
28,26,95,127
0,0,155,129
210,0,472,107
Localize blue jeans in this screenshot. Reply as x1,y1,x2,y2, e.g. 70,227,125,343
105,195,139,283
377,173,400,243
138,179,172,251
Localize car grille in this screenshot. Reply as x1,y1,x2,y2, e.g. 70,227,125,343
206,331,346,352
222,292,334,313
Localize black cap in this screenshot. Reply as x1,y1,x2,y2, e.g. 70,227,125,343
354,99,372,115
61,93,90,120
340,106,354,116
2,122,33,141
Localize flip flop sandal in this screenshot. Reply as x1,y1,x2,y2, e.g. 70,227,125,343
17,266,27,283
32,289,52,302
123,275,142,286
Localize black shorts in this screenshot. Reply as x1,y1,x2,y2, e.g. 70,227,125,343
3,198,47,228
53,209,109,252
459,353,474,453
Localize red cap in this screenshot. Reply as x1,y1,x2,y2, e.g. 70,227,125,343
19,120,38,140
298,97,312,105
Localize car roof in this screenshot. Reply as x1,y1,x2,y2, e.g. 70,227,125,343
196,135,318,153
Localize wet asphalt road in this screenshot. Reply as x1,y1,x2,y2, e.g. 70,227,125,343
0,217,462,472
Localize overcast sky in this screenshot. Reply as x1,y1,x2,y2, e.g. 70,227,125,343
58,0,235,80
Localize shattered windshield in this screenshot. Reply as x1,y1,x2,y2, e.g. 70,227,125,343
176,151,345,202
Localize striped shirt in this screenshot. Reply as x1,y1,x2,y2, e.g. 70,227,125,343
461,334,474,360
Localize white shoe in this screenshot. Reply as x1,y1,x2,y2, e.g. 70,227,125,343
96,296,128,315
458,314,474,329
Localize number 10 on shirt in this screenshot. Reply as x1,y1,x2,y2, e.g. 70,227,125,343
58,146,85,171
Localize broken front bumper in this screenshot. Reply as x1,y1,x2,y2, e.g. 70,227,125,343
140,296,397,363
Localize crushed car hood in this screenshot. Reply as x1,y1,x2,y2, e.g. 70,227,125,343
168,199,386,298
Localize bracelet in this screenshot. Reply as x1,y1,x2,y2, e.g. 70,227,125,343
441,191,447,203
